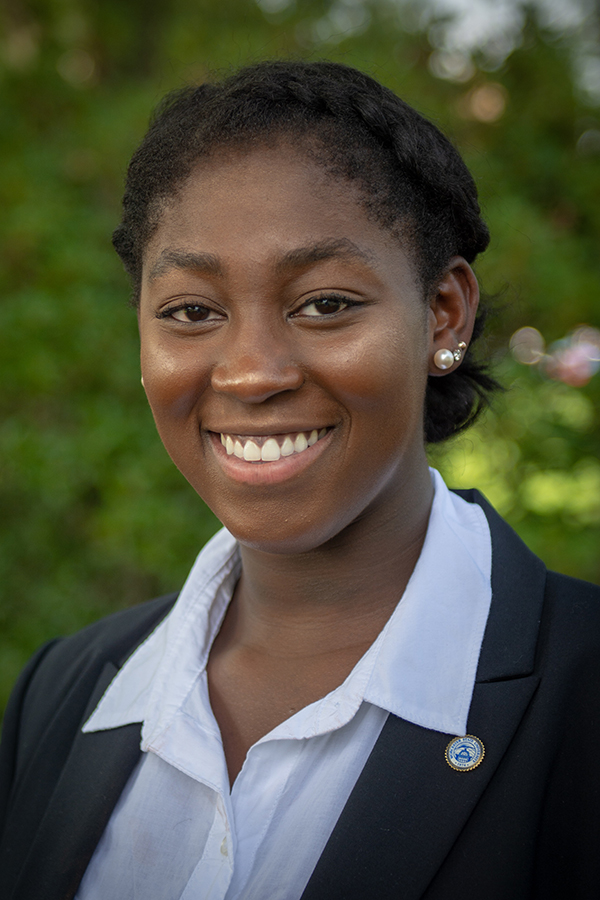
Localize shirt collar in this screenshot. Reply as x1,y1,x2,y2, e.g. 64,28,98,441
363,468,492,733
83,469,491,740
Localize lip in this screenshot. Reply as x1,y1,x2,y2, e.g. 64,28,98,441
207,425,330,437
207,428,334,485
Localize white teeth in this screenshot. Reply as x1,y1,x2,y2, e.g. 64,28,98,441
280,436,295,457
243,440,261,461
294,433,308,453
220,429,328,462
261,438,281,461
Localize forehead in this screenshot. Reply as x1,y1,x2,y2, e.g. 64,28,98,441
144,142,420,288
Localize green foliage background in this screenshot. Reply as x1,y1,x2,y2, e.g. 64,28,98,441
1,0,599,713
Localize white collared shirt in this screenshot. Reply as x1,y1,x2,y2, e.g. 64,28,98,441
77,470,492,900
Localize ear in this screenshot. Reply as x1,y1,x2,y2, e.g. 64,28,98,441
428,257,480,376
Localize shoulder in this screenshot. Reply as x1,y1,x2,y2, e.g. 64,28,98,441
0,593,177,805
13,591,177,720
38,591,179,673
18,592,177,707
453,487,600,676
455,485,600,604
538,570,600,676
544,568,600,604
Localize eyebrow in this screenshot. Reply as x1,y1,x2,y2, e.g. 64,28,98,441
275,239,375,272
147,238,375,283
147,249,224,283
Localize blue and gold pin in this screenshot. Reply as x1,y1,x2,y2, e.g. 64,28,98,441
445,735,485,771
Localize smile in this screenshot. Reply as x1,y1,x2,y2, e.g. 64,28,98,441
220,429,328,463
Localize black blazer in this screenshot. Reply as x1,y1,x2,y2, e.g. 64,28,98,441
1,490,600,899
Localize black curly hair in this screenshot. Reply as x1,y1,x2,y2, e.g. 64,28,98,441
113,59,500,442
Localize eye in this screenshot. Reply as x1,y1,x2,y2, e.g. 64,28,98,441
159,304,222,323
297,295,352,317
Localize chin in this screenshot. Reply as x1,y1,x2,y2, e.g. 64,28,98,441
215,509,352,556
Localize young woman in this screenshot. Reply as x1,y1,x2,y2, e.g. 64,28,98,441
1,60,599,900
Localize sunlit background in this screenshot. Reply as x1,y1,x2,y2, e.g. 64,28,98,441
1,0,599,712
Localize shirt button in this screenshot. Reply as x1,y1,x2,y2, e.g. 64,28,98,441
220,837,228,857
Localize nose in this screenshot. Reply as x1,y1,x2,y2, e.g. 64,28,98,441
210,322,304,403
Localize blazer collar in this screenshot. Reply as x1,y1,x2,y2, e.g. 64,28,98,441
466,489,546,682
302,490,546,900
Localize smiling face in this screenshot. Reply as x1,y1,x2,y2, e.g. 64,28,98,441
138,143,437,553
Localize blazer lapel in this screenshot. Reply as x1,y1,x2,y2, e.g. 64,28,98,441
302,675,539,900
302,491,547,900
9,663,143,900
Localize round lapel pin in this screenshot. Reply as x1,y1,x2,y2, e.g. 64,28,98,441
445,735,485,771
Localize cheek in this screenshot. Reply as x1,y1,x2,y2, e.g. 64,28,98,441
140,338,210,421
322,315,429,419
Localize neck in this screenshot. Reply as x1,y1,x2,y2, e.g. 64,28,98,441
229,466,434,658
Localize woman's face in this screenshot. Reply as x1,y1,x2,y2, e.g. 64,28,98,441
138,144,436,553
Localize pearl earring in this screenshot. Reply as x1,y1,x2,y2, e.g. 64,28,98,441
433,342,467,370
141,376,145,387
